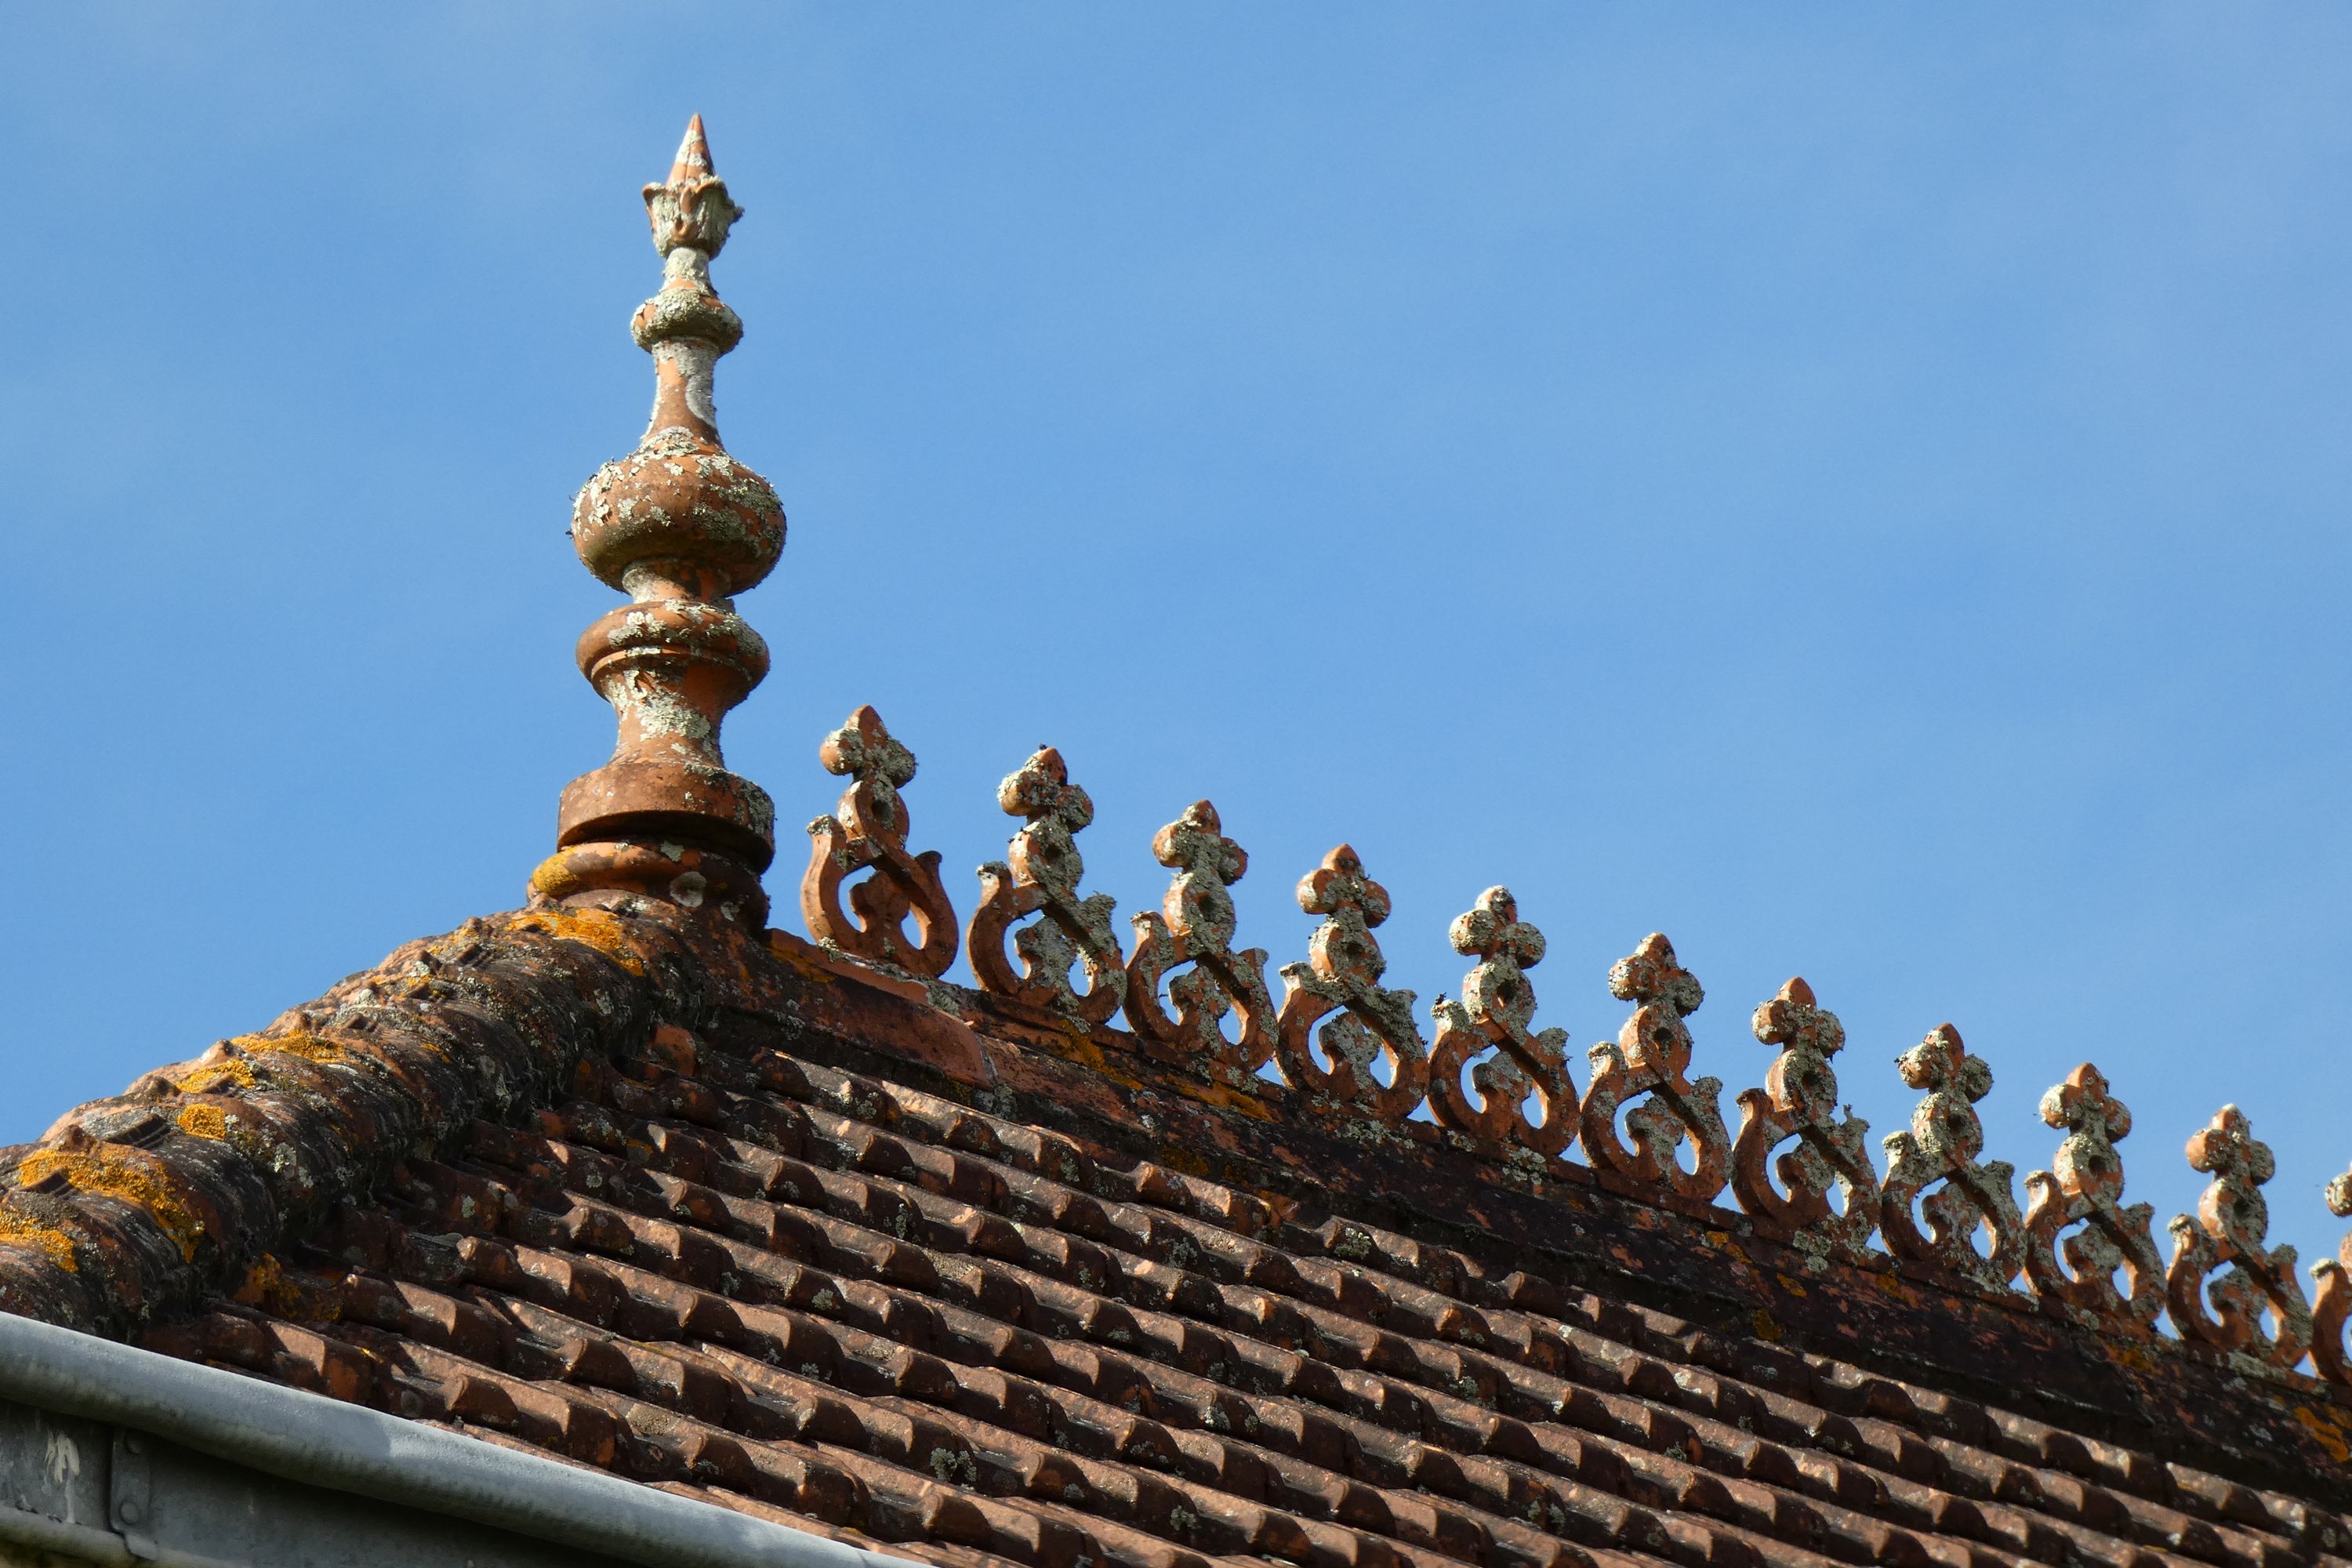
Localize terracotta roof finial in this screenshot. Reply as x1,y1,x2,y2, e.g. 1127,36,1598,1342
1273,845,1431,1122
1732,976,1881,1265
1123,801,1277,1081
1878,1023,2026,1294
1427,887,1575,1156
2164,1105,2313,1367
529,116,783,927
2020,1063,2162,1329
801,706,960,978
970,747,1127,1022
1581,934,1731,1203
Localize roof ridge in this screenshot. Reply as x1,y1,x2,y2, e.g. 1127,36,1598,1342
758,723,2352,1399
0,909,685,1334
498,120,2349,1403
3,904,2348,1505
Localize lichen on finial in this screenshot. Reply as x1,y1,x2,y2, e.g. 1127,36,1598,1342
2165,1105,2312,1367
530,116,783,926
2020,1063,2161,1329
1878,1024,2025,1294
1732,978,1879,1265
1581,935,1730,1203
970,747,1126,1022
1427,887,1575,1156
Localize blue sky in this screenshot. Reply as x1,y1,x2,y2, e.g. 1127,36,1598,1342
5,6,2350,1284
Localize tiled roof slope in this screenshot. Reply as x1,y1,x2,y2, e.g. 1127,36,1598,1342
4,906,2348,1568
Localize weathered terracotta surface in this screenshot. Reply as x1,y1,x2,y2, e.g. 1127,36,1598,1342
803,706,960,980
2022,1065,2162,1332
8,115,2351,1568
1580,937,1730,1208
2166,1107,2313,1372
1426,888,1574,1158
969,748,1126,1025
6,904,2348,1568
535,115,783,927
1730,978,1878,1268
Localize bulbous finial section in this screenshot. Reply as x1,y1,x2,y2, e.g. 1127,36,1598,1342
573,115,780,597
532,117,784,927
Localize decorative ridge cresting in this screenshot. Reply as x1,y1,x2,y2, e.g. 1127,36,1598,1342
777,710,2352,1387
2023,1063,2161,1330
1428,887,1575,1157
804,705,958,979
532,115,784,928
1123,800,1276,1082
970,746,1125,1022
1879,1023,2025,1295
2169,1105,2314,1370
1732,977,1878,1265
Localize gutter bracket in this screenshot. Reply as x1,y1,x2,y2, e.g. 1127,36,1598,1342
110,1428,156,1562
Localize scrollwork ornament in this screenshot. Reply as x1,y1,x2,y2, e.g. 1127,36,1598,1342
801,706,959,978
1428,887,1575,1157
2020,1064,2161,1330
1123,801,1277,1080
1274,846,1431,1123
1878,1025,2026,1294
2312,1167,2352,1386
1731,978,1879,1264
969,747,1124,1022
1580,935,1730,1203
2164,1106,2312,1368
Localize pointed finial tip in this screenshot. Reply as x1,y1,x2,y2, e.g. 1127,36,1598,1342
672,114,715,181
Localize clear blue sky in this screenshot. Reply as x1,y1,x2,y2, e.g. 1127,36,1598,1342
5,7,2349,1283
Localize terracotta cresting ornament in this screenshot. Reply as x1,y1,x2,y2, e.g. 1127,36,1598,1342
1427,887,1575,1156
970,747,1125,1022
2021,1064,2161,1330
802,706,959,978
532,116,784,927
1732,978,1879,1265
2165,1105,2312,1369
2314,1166,2352,1385
1581,935,1730,1203
1878,1025,2025,1294
1274,847,1431,1123
1123,801,1277,1081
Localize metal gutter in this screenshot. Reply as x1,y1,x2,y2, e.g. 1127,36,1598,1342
0,1311,914,1568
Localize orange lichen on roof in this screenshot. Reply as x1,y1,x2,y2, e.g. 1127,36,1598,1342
17,1142,208,1262
0,1210,76,1273
174,1105,230,1141
163,1057,258,1095
240,1031,359,1065
503,907,652,975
